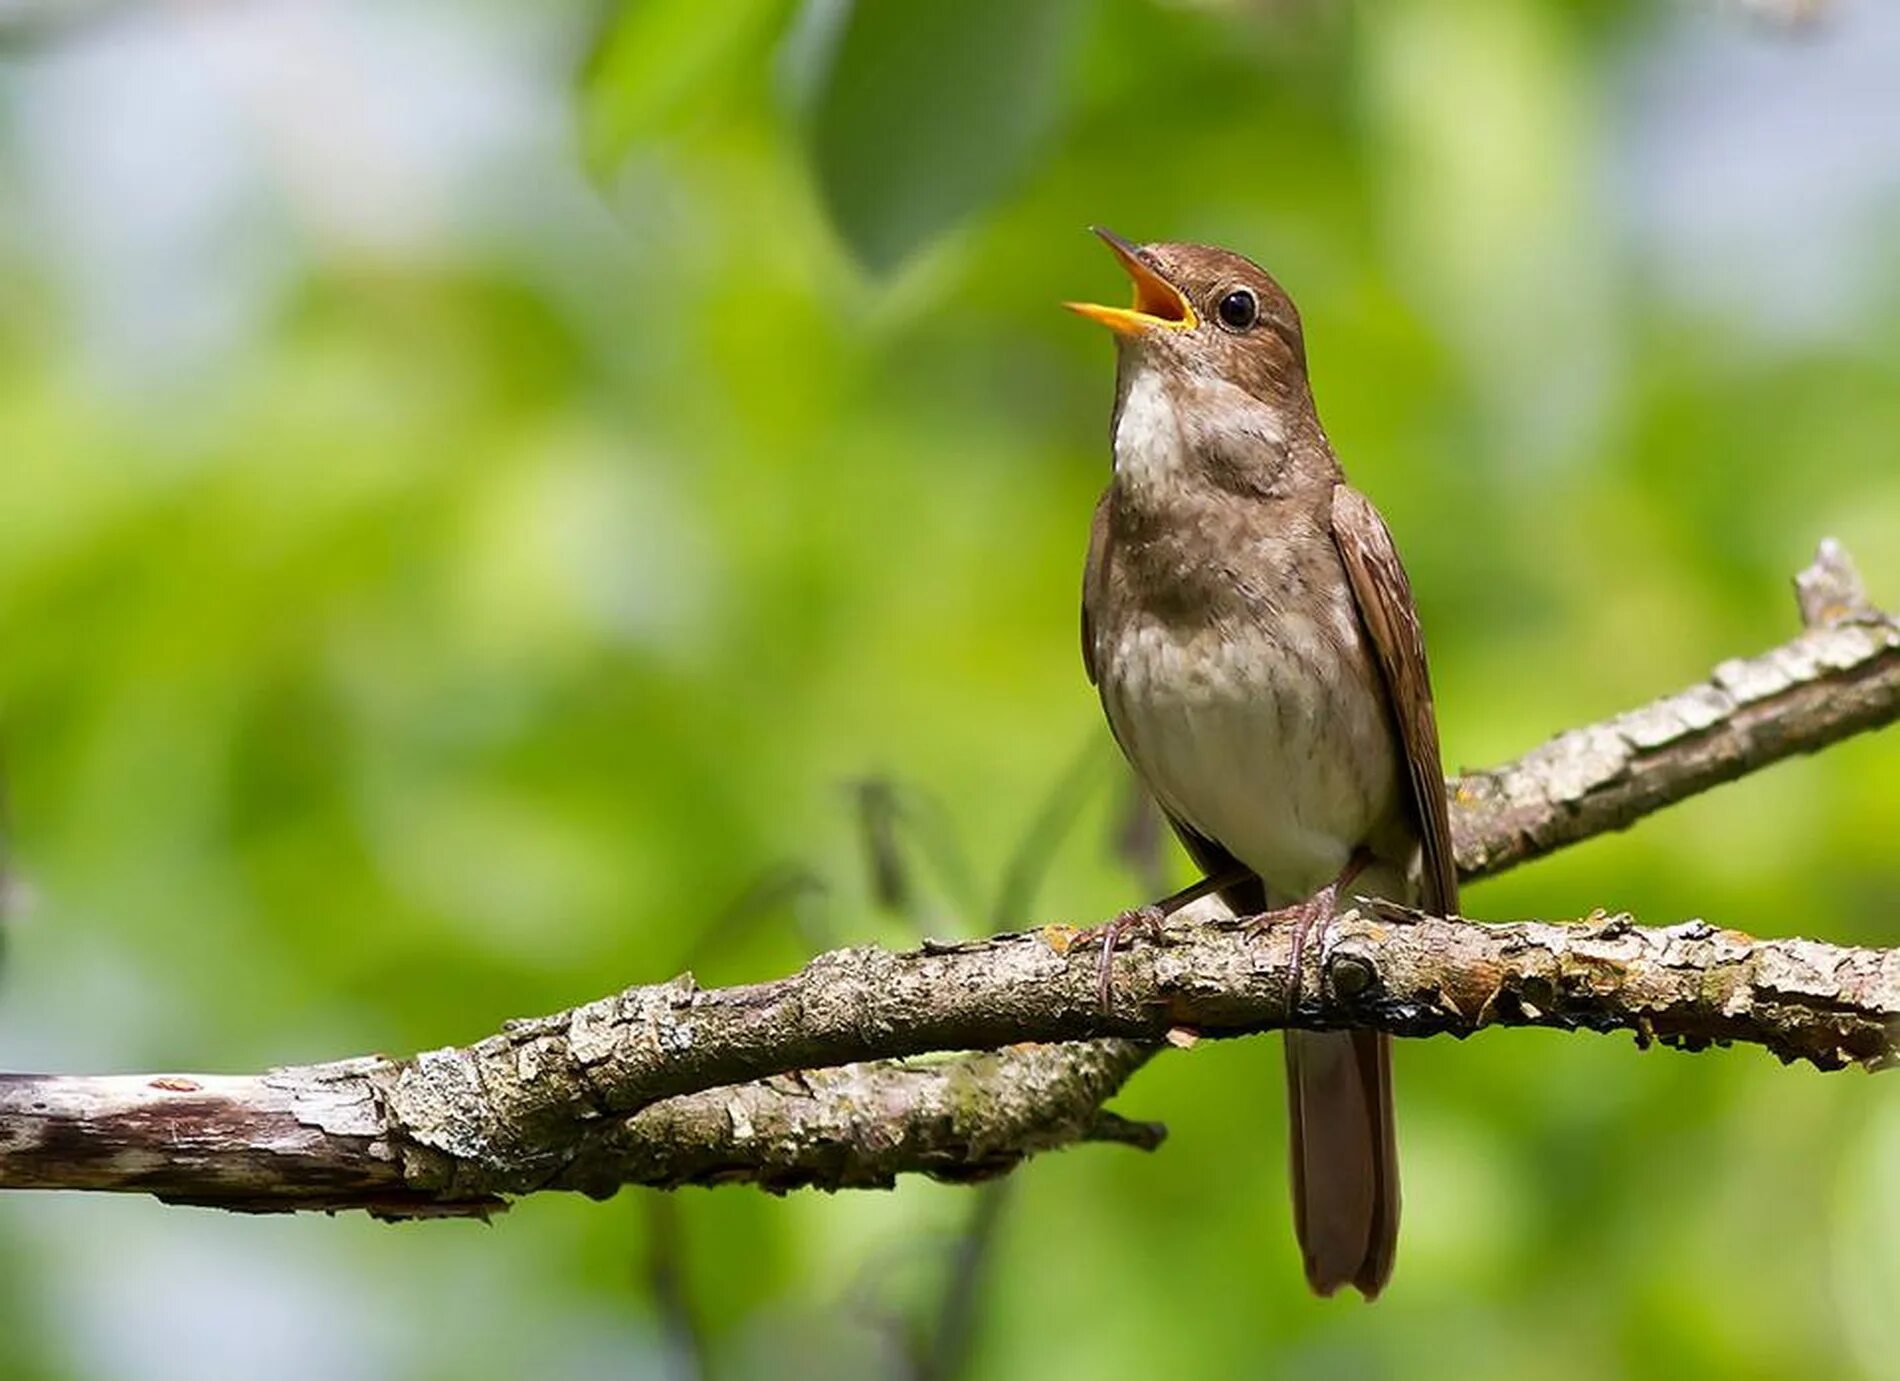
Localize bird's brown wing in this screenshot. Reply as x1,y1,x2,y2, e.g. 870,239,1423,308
1328,484,1458,917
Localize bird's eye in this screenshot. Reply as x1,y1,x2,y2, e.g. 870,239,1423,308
1216,288,1258,331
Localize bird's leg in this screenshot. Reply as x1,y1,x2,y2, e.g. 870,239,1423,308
1248,850,1374,1018
1088,862,1253,1011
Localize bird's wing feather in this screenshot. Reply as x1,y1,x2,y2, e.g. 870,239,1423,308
1328,484,1458,916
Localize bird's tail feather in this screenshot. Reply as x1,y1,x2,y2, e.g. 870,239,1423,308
1284,1027,1399,1299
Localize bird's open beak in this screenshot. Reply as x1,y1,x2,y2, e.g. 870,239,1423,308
1064,227,1198,337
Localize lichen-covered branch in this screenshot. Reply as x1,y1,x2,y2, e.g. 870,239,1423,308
372,899,1898,1199
0,1041,1161,1214
590,1040,1162,1195
5,898,1892,1216
0,541,1895,1215
1449,539,1900,878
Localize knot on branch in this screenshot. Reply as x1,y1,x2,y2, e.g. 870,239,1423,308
1325,948,1380,1000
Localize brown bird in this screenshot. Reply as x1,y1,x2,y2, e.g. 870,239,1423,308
1068,230,1457,1300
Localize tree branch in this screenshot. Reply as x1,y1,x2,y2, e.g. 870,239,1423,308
1452,537,1900,879
1,542,1895,1215
0,1040,1160,1215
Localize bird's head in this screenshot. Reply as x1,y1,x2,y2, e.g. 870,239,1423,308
1065,228,1309,405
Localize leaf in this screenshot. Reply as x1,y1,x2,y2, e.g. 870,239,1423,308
579,0,788,181
791,0,1085,273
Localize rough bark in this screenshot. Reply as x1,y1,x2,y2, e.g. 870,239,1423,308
0,1042,1159,1214
0,541,1894,1215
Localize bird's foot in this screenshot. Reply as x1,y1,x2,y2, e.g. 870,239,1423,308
1084,863,1255,1013
1244,890,1337,1019
1086,904,1167,1013
1245,851,1374,1018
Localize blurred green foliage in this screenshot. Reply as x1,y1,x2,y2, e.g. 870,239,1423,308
1,0,1898,1378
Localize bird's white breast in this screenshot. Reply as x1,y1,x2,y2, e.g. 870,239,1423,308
1102,610,1393,899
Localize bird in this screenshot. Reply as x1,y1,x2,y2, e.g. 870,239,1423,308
1067,229,1458,1300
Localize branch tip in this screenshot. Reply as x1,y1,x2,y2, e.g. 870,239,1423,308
1795,538,1882,630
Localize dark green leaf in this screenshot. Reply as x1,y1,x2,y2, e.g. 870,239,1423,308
792,0,1085,273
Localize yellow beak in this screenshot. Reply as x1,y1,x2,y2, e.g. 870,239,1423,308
1064,227,1198,336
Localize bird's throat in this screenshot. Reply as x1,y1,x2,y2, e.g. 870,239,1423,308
1111,365,1193,505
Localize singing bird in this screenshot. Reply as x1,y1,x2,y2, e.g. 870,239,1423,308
1068,230,1458,1300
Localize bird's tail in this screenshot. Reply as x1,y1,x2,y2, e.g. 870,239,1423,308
1284,1027,1400,1299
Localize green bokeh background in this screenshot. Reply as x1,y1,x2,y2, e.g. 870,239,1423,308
2,1,1897,1377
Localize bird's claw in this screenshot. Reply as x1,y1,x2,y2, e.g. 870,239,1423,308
1246,850,1372,1018
1088,904,1167,1013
